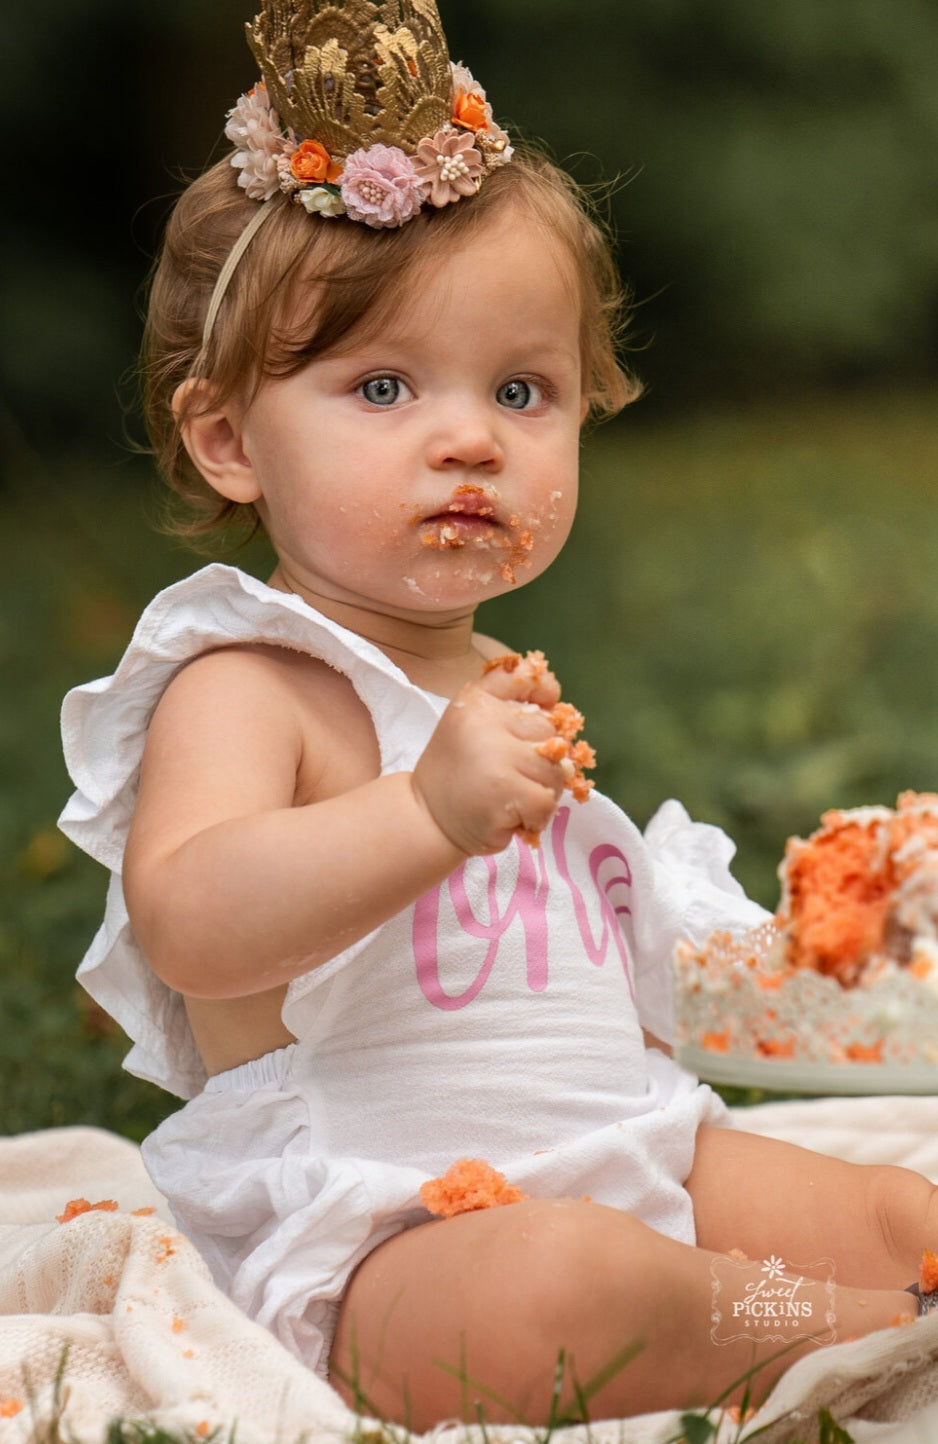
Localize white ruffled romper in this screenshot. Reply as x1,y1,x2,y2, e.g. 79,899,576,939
59,564,767,1379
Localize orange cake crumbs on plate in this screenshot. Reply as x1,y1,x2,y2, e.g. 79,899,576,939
483,651,597,831
420,1158,529,1218
780,792,938,984
675,793,938,1073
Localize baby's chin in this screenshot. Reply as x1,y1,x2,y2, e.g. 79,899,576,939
392,562,539,612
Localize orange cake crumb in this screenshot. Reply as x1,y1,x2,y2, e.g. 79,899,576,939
756,1036,796,1059
701,1029,731,1053
779,793,938,983
781,818,893,981
919,1249,938,1293
845,1041,884,1064
56,1197,119,1223
420,1158,529,1218
484,651,596,836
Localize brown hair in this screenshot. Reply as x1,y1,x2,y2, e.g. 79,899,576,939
142,146,640,543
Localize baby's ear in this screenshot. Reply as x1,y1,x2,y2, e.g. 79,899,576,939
172,379,262,505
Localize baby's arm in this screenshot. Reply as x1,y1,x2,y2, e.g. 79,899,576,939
123,645,565,1000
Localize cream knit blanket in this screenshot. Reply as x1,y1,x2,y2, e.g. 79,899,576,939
4,1105,938,1443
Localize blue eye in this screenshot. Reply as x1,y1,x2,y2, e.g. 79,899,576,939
497,379,540,410
361,376,406,406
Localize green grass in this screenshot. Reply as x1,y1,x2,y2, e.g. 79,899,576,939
1,388,936,1137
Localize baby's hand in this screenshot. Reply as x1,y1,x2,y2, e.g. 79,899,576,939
412,652,596,856
412,674,566,856
485,653,597,827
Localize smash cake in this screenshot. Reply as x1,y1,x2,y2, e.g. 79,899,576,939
675,793,938,1086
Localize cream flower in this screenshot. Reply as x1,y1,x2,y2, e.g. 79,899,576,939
225,82,289,201
298,186,347,218
414,130,484,207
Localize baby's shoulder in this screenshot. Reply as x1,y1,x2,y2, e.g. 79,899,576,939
158,641,336,718
153,642,380,802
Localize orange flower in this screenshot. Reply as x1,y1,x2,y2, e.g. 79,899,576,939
420,1158,528,1218
453,91,489,132
290,139,342,185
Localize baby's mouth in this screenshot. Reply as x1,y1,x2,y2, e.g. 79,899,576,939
416,484,534,584
418,484,500,550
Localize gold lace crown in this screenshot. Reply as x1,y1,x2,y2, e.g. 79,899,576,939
226,0,513,228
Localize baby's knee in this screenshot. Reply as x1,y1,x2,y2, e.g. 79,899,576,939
864,1163,938,1275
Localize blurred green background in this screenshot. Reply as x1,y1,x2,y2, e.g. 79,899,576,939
1,0,936,1138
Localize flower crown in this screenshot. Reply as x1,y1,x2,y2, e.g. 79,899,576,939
225,0,513,230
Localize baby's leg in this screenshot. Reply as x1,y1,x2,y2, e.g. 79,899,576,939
331,1197,913,1431
689,1125,938,1288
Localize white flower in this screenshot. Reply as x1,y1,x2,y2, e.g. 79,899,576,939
225,82,289,201
297,186,347,219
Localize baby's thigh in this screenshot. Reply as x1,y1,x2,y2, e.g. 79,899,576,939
334,1199,582,1427
331,1196,722,1431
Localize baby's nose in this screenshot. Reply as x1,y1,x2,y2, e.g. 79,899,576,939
426,406,504,472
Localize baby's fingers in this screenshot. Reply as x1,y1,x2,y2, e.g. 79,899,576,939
506,700,558,743
480,651,561,708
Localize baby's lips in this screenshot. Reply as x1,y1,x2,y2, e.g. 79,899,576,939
418,483,501,526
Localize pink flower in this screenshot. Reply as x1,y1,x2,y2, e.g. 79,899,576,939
414,130,484,207
339,145,428,228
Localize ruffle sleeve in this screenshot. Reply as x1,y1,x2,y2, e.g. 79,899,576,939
57,564,441,1100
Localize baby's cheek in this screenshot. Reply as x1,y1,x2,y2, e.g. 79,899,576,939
526,488,575,558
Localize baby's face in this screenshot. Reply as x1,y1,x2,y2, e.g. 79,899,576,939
237,204,584,623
